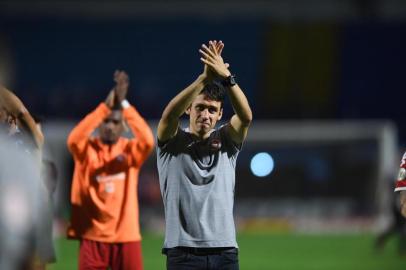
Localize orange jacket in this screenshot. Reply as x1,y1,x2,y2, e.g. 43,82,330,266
67,103,154,242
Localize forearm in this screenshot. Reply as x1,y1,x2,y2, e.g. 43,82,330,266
18,112,44,148
227,84,253,125
161,74,206,121
123,105,155,149
1,86,44,148
67,103,110,148
0,86,25,116
158,74,207,141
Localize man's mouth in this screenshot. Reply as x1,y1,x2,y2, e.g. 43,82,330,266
198,122,210,127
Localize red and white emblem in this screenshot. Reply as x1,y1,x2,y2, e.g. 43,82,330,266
210,139,221,150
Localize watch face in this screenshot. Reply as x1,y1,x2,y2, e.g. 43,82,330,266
230,76,236,85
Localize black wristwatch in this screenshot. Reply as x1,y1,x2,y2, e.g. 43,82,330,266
221,74,237,87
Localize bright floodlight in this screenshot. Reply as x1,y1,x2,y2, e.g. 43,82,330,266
250,152,274,177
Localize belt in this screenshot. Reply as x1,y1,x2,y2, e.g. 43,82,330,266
174,246,237,255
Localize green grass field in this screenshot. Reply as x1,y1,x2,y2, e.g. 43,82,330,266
47,232,405,270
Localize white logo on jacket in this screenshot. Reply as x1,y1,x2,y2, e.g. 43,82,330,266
96,172,126,193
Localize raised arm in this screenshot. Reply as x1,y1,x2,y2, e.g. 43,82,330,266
157,42,226,143
67,103,111,156
199,41,253,144
0,86,44,148
157,70,208,143
67,90,113,157
124,106,155,163
114,70,155,163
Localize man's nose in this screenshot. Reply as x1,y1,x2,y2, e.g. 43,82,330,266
106,122,115,129
201,109,210,118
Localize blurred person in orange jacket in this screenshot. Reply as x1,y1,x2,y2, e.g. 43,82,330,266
67,70,155,270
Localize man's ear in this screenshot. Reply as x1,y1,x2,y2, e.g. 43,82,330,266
217,108,223,121
185,106,191,115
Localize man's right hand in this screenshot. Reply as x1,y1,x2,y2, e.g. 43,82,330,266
202,40,226,82
200,40,231,79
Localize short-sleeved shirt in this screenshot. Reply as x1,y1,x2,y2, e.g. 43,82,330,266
395,152,406,192
157,125,241,249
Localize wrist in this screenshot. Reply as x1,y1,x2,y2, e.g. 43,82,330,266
221,74,237,88
198,74,211,85
223,70,232,78
121,99,130,109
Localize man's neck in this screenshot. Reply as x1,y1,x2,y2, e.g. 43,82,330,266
187,127,212,141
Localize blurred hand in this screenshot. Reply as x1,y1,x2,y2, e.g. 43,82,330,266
105,89,115,109
200,40,231,79
114,70,129,103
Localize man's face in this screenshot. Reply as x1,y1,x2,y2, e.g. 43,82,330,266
186,94,223,138
99,110,124,144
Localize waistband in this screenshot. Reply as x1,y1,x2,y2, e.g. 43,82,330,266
164,246,238,255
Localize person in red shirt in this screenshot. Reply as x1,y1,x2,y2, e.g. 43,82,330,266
67,70,154,270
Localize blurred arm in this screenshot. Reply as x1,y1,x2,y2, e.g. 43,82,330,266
0,86,44,148
67,103,111,159
123,104,155,165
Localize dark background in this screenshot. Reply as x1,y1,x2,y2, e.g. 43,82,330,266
1,1,405,144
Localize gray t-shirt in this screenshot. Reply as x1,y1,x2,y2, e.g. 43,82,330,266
157,124,241,249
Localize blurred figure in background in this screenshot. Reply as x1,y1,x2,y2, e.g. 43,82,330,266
0,86,44,151
157,40,252,270
0,86,55,269
395,152,406,218
375,185,406,256
388,151,406,256
33,115,58,199
67,70,154,270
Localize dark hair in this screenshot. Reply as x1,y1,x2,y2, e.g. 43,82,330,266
200,81,226,107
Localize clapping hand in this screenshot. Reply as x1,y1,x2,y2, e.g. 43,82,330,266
200,40,231,79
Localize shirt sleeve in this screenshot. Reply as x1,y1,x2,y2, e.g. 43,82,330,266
67,103,111,161
220,124,242,156
395,152,406,192
123,105,155,166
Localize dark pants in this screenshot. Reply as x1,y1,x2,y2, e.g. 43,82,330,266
166,247,239,270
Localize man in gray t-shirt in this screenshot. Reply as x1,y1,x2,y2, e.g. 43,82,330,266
157,40,252,270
